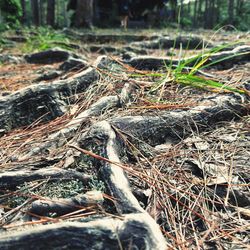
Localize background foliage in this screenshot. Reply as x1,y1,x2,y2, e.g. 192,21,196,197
0,0,249,31
0,0,21,30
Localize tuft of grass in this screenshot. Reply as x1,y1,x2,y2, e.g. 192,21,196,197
21,27,71,53
169,41,249,95
174,73,246,94
131,40,249,96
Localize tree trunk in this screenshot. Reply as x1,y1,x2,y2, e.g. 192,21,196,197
20,0,27,24
62,0,68,27
75,0,94,28
179,0,184,23
192,0,198,27
169,0,177,22
204,0,208,28
236,0,244,16
187,2,191,18
30,0,40,26
39,0,46,25
204,0,215,29
228,0,234,25
47,0,55,27
197,0,203,24
215,0,220,24
210,0,215,28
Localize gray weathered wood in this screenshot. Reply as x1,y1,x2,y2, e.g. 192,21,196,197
29,190,103,216
24,48,81,64
0,56,112,133
131,35,213,49
0,213,167,249
0,167,91,189
110,94,247,145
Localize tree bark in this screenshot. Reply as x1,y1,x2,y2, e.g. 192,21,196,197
192,0,198,27
0,61,99,132
30,0,40,26
75,0,94,28
0,214,167,250
62,0,68,27
197,0,203,24
20,0,27,24
215,0,220,24
236,0,244,17
39,0,44,25
109,95,247,146
169,0,177,22
47,0,55,27
131,35,213,50
228,0,235,25
204,0,210,29
0,168,91,189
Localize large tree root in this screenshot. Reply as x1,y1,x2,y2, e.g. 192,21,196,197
63,29,158,43
0,38,249,248
126,45,250,70
0,56,110,133
3,36,28,43
110,94,247,145
0,93,247,248
25,48,88,75
29,190,103,216
0,121,167,248
131,35,213,49
88,44,147,60
88,44,147,55
69,94,247,213
0,167,91,189
0,213,167,249
75,121,144,214
24,48,84,64
0,54,23,64
19,82,135,160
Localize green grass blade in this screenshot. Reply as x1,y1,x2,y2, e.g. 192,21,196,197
175,73,246,94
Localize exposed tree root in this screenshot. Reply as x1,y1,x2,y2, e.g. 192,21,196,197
0,168,91,189
63,29,158,43
88,44,147,56
0,56,111,133
131,35,213,49
0,36,249,249
20,82,135,160
110,94,247,145
74,121,145,214
29,190,103,216
0,214,167,249
126,45,250,70
24,48,84,64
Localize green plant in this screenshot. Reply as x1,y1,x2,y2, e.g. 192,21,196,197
89,177,105,192
43,180,86,198
132,39,249,96
7,180,87,208
21,27,71,53
180,17,192,28
170,41,249,94
0,0,21,29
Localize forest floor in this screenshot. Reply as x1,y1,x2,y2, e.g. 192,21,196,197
0,28,249,249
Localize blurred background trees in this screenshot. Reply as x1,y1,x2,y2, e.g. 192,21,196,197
0,0,249,31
